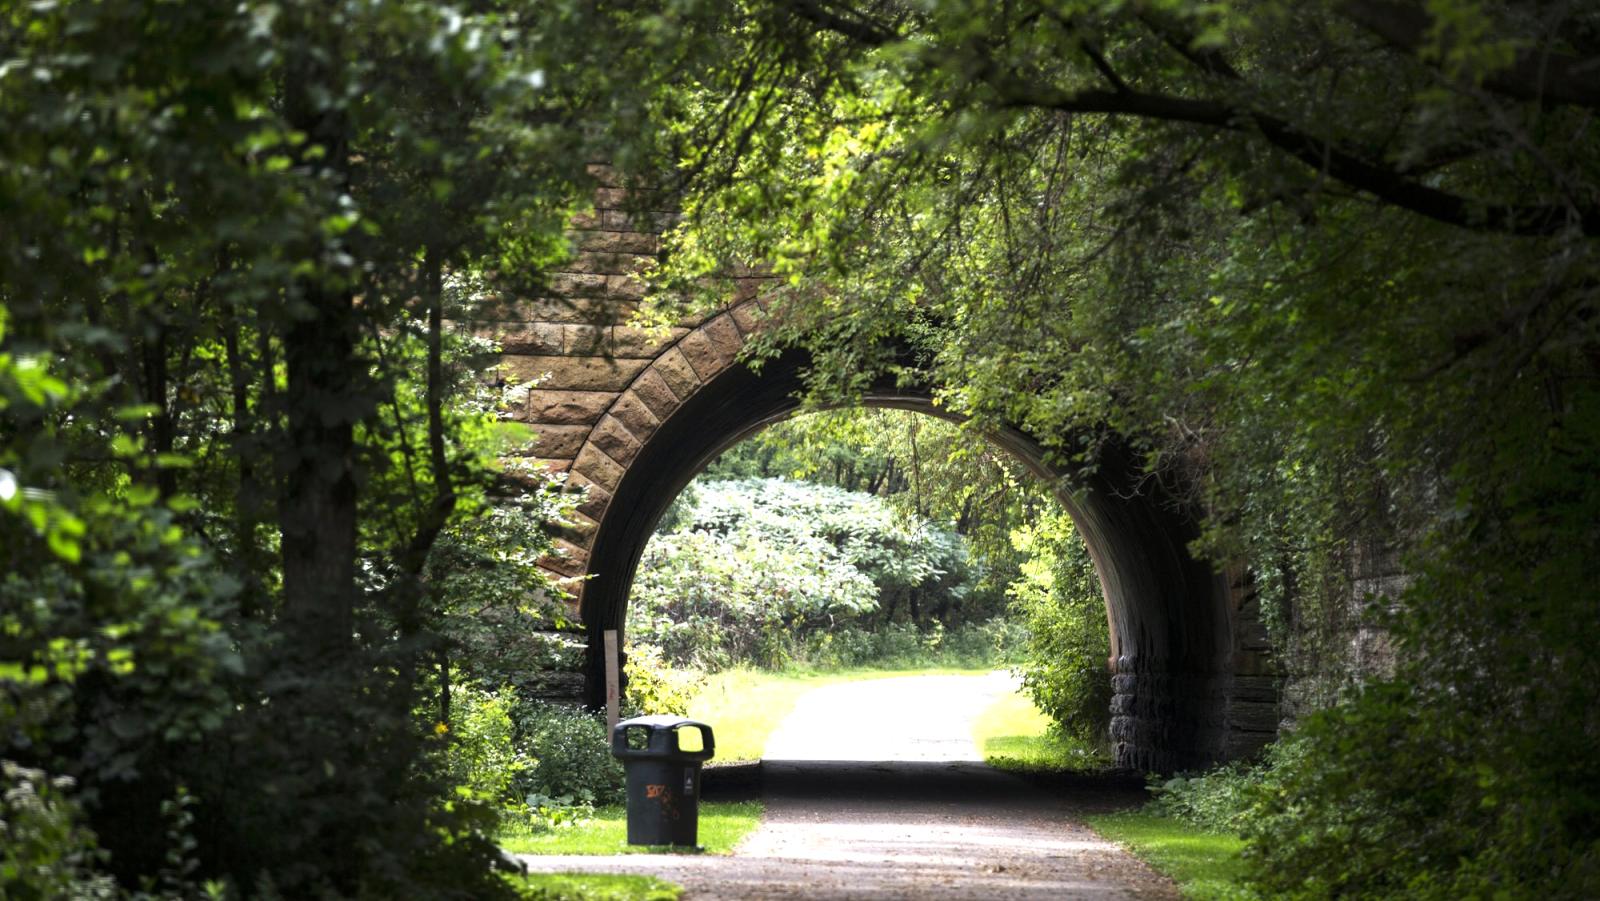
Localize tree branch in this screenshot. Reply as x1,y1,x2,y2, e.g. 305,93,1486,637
988,76,1599,236
1337,0,1600,109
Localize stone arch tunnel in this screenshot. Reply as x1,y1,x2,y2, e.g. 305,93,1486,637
476,171,1280,772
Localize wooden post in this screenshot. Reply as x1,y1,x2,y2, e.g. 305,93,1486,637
604,628,620,732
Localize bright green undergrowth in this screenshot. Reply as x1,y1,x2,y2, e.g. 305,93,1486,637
686,666,993,762
1088,812,1254,900
970,685,1109,772
510,872,681,900
499,800,763,855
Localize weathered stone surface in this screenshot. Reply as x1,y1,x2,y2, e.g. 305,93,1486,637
573,445,625,493
493,296,631,324
553,513,599,550
572,230,659,255
552,252,655,276
548,273,609,298
569,209,600,229
590,416,642,466
679,315,742,379
610,326,688,358
526,424,591,459
610,392,660,440
729,302,766,337
539,539,589,577
530,458,571,474
566,472,613,522
601,209,680,231
630,368,682,419
481,322,565,355
604,274,648,301
564,325,607,355
501,355,650,392
528,390,616,426
651,347,701,398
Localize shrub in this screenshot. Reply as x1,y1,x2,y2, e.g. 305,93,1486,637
0,761,118,901
623,643,704,716
1007,512,1111,743
441,684,531,813
510,701,624,808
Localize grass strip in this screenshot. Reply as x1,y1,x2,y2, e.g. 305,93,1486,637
687,665,996,762
500,800,763,856
969,684,1108,772
510,872,681,900
1086,811,1256,900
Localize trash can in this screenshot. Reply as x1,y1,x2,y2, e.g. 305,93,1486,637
610,715,715,847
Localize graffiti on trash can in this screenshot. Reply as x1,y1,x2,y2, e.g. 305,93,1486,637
645,784,681,819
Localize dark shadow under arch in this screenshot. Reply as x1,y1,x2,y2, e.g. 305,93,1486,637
582,348,1248,771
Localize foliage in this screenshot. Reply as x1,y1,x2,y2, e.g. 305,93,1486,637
510,702,626,810
618,1,1600,891
631,477,989,670
623,643,705,717
0,762,119,901
1007,512,1112,744
440,684,533,813
704,408,1051,604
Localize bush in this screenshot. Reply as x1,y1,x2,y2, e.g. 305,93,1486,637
441,684,531,812
1007,512,1111,744
0,761,118,901
510,701,624,808
623,643,704,716
629,478,993,671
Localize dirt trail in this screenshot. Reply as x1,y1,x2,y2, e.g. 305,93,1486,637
516,672,1177,899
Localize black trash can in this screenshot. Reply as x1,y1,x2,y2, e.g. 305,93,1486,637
610,715,715,847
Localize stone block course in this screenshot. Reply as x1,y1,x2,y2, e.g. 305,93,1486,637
527,424,591,459
572,230,659,255
528,390,616,426
610,326,690,358
501,355,650,392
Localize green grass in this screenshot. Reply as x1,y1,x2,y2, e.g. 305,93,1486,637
509,872,681,900
499,800,763,855
969,685,1109,772
686,665,995,762
1087,811,1256,900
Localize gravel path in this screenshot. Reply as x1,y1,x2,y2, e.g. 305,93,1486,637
517,672,1177,899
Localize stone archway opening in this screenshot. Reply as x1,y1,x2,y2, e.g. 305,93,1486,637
549,329,1273,772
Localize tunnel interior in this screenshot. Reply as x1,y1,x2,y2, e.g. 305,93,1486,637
579,348,1241,772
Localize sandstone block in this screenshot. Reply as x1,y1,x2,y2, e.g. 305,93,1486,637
574,445,625,492
553,513,599,550
548,273,609,299
610,392,661,441
569,209,600,229
630,368,682,419
651,347,701,398
609,326,688,358
590,416,642,466
527,424,590,459
501,355,650,392
501,296,625,325
528,390,615,426
604,274,648,301
564,325,607,355
572,230,659,254
539,539,590,577
729,302,766,337
566,472,613,522
488,322,566,355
